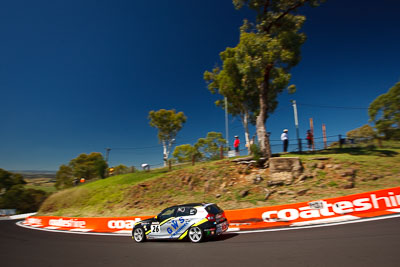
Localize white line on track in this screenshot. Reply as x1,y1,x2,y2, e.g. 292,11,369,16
237,214,400,234
16,214,400,237
16,222,131,236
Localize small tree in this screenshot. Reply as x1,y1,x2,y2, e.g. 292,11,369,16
0,169,47,213
113,164,129,175
0,185,47,213
369,82,400,139
55,164,73,189
172,144,200,163
55,152,108,189
0,168,26,191
195,132,227,160
149,109,187,166
232,0,325,157
204,46,259,154
70,152,108,180
346,124,376,142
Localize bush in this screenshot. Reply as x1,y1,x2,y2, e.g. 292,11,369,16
250,144,262,161
55,152,108,189
0,168,49,213
0,185,48,213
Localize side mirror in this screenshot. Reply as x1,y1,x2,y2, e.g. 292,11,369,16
156,213,163,221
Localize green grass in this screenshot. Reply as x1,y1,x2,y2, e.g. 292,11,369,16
39,170,168,217
24,177,57,193
38,141,400,217
25,184,57,193
327,181,338,187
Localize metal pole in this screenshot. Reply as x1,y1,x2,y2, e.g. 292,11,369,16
322,124,327,149
105,148,111,164
104,148,111,178
291,100,301,152
225,97,229,151
309,118,315,151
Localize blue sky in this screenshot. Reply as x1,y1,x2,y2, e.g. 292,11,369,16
1,0,399,171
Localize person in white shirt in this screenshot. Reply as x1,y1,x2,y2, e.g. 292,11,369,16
141,163,150,171
281,129,289,152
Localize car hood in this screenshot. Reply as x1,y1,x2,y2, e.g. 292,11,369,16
139,217,157,225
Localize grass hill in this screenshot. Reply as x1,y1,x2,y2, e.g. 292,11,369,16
38,141,400,217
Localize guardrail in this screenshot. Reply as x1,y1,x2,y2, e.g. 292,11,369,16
0,209,16,216
22,187,400,233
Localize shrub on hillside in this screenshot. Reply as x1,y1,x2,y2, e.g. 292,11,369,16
0,169,48,213
55,152,108,189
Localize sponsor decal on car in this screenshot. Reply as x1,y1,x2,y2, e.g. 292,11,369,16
151,224,160,233
168,217,190,238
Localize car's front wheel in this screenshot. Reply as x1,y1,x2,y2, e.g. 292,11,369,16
188,226,204,243
133,227,146,243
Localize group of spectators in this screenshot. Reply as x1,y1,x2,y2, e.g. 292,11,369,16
233,129,314,154
280,129,314,152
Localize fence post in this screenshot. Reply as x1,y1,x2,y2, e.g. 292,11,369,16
192,155,195,166
220,145,224,159
298,138,302,153
310,118,315,151
322,124,327,149
168,160,172,171
339,134,342,149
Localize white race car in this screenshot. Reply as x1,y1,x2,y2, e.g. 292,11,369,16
132,203,229,243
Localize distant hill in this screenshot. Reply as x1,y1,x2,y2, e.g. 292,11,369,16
11,170,56,179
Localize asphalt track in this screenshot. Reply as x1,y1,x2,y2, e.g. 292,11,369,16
1,217,400,267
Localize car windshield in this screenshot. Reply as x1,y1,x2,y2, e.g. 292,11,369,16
158,207,175,221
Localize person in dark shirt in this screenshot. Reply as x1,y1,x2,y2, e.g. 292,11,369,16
306,130,313,150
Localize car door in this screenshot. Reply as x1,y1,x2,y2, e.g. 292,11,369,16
164,207,193,239
148,207,176,239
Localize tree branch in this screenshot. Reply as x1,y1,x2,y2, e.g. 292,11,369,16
263,0,308,33
263,0,271,14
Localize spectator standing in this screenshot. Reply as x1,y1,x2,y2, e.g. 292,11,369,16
141,163,150,171
234,136,240,156
281,129,289,153
306,130,313,150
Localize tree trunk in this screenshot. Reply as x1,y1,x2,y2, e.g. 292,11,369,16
256,109,271,157
162,139,174,167
162,141,168,167
241,110,251,155
256,65,272,158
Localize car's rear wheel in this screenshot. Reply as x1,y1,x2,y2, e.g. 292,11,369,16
133,227,146,243
188,226,204,243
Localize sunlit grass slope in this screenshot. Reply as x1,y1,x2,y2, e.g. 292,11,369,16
38,141,400,217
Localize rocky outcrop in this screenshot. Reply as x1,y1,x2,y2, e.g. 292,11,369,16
268,157,303,186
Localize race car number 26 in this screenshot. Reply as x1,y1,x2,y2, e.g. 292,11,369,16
151,225,160,233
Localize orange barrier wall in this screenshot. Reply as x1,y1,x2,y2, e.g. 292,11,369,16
24,216,153,233
24,187,400,232
225,186,400,230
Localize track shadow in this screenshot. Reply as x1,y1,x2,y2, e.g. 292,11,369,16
142,233,239,243
207,233,239,242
